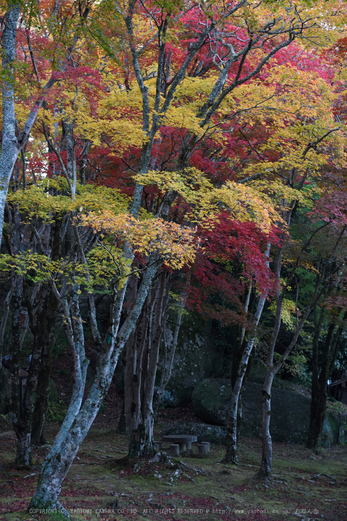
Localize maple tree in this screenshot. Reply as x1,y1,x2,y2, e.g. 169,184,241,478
301,187,347,449
182,44,347,466
301,37,347,447
243,72,347,475
0,0,347,516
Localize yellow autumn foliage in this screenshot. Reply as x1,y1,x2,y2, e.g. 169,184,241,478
80,211,196,269
135,168,281,232
6,179,130,222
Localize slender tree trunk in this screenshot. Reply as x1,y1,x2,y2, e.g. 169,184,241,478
257,271,322,477
116,397,127,434
0,7,56,247
62,120,77,198
306,308,325,450
307,375,329,450
0,288,12,360
224,292,268,463
79,139,90,185
126,271,171,458
31,289,59,445
258,370,275,478
125,323,147,457
0,287,12,420
224,244,271,464
15,333,42,466
7,205,35,467
31,217,62,445
124,275,144,456
11,282,55,465
140,271,170,455
257,243,284,480
9,274,31,466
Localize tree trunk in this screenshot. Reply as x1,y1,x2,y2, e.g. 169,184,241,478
257,244,284,480
9,273,30,466
258,370,275,479
306,308,326,450
0,288,12,411
124,274,145,457
30,256,160,516
31,289,59,446
307,311,346,450
307,379,328,450
31,218,62,445
0,288,12,359
140,271,170,456
126,271,171,458
224,292,268,464
0,6,21,250
116,397,127,434
256,240,324,478
12,284,55,465
224,244,271,464
7,204,37,467
29,282,90,516
125,322,146,458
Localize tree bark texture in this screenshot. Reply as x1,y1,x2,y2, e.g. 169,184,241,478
257,229,333,477
6,206,35,467
140,271,170,455
31,218,63,445
0,6,21,250
9,282,56,466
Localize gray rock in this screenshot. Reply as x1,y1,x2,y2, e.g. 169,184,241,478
191,378,347,446
162,314,214,406
192,378,230,426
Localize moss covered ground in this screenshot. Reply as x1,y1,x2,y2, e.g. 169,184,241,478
0,420,346,521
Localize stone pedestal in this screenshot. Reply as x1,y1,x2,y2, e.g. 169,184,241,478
197,443,208,457
200,441,210,453
170,444,180,457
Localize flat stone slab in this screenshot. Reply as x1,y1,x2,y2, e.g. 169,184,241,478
162,435,197,443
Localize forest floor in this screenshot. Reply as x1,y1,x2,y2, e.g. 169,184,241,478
0,406,347,521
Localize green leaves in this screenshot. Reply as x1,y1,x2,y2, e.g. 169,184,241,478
87,243,132,289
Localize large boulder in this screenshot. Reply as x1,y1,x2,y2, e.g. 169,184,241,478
162,313,215,406
191,378,231,426
192,378,346,446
